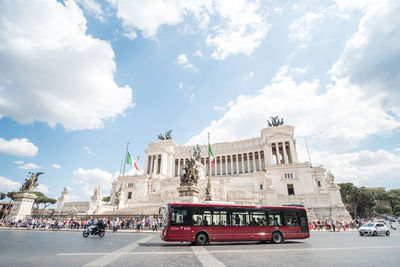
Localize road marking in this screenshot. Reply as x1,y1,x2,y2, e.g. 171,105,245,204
58,245,400,257
191,246,225,267
81,235,153,267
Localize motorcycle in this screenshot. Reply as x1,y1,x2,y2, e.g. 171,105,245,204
390,223,397,230
83,225,106,237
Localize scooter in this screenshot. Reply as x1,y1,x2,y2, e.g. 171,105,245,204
390,223,397,230
83,225,105,237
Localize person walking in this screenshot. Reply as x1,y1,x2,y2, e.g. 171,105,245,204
112,219,117,232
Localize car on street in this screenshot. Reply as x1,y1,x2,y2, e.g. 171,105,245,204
389,217,397,223
359,222,390,236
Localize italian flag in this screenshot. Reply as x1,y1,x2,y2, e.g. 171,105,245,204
209,144,215,168
126,152,139,171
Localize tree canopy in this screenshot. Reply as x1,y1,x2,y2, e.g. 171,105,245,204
339,183,400,218
32,191,57,210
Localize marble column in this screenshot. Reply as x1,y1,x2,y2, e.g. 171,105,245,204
258,151,262,171
252,152,256,172
241,154,245,173
236,155,239,174
154,155,159,175
275,143,280,164
225,156,228,175
283,143,288,164
289,140,298,163
150,155,154,174
178,158,181,176
247,153,250,172
230,155,234,174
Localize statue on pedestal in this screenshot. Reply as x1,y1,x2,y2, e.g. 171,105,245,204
177,146,202,203
18,172,43,193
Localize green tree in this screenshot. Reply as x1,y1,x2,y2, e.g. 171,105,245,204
0,192,6,200
102,196,110,202
32,192,57,210
6,191,17,200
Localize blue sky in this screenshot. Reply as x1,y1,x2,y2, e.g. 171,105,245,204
0,0,399,201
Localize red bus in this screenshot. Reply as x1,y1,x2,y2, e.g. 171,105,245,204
161,203,310,245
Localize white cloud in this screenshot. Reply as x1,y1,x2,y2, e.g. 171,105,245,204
0,138,38,157
0,0,133,130
74,0,104,21
311,149,400,189
177,54,198,71
109,0,269,59
52,164,61,169
213,100,234,112
0,176,21,191
330,0,400,117
13,160,24,165
36,184,49,194
206,0,269,59
186,65,399,154
178,82,195,103
288,12,324,42
83,146,93,154
71,168,113,198
195,49,204,58
18,163,42,170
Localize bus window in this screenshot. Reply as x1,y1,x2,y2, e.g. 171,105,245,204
164,204,170,227
192,210,212,226
283,212,299,226
268,214,282,226
251,211,266,226
213,210,230,226
171,209,188,226
232,211,249,226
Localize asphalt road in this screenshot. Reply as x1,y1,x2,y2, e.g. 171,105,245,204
1,223,400,267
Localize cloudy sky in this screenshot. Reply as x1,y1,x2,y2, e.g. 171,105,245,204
0,0,399,201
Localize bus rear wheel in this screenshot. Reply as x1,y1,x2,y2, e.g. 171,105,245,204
271,231,283,244
195,232,208,246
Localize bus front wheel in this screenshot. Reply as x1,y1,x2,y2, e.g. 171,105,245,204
271,231,283,244
195,232,208,246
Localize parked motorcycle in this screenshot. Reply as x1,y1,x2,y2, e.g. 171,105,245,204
83,225,105,237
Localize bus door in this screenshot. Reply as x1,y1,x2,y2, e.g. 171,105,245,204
298,209,309,234
250,211,268,241
283,211,301,238
169,207,191,241
267,212,283,239
231,211,252,241
211,210,231,242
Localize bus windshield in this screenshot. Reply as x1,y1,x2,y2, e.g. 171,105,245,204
163,203,170,227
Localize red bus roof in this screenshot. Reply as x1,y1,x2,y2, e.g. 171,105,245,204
168,202,306,210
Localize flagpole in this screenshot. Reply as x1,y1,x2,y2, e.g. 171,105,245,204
206,133,212,201
118,142,129,209
306,140,312,165
122,142,129,177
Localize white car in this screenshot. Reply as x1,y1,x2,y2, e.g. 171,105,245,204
359,222,390,236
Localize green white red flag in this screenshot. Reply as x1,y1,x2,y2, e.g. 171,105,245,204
209,144,215,168
126,152,139,171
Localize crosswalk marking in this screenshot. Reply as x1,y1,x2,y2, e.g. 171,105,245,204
82,235,153,267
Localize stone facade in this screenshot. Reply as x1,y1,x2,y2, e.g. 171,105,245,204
6,192,37,222
55,186,113,216
107,125,351,221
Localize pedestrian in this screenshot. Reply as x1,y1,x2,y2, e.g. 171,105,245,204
112,219,117,232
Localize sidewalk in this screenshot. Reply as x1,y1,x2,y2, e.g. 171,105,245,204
0,226,161,233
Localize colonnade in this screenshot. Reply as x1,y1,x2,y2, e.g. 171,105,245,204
174,150,265,177
270,141,295,165
146,154,162,175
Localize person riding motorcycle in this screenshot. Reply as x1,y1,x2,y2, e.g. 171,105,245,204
90,219,104,233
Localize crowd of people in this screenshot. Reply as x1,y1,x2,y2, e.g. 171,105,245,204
308,218,391,231
0,216,163,232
